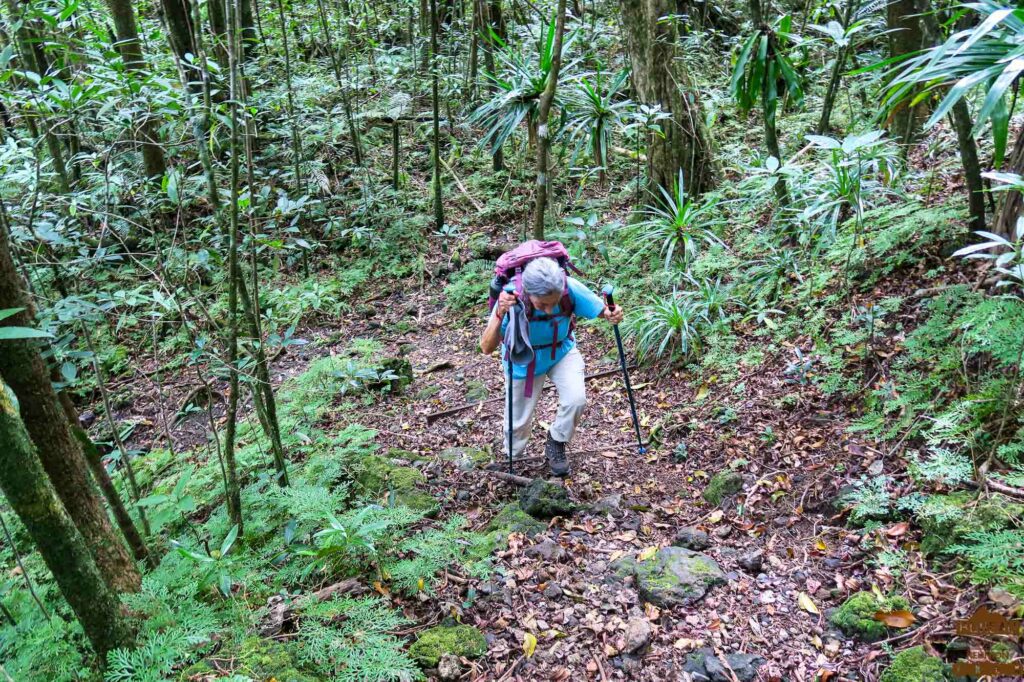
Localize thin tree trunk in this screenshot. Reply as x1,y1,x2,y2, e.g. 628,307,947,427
816,0,858,135
429,0,444,231
317,0,363,165
223,0,245,531
161,0,199,76
105,0,166,181
274,0,304,192
532,0,567,239
0,230,141,594
49,370,152,568
209,0,229,65
920,1,986,233
483,0,505,171
619,0,717,196
0,385,135,659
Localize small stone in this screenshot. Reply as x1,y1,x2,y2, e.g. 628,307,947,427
79,410,96,427
593,493,623,515
543,583,563,599
612,547,726,608
712,525,732,539
823,557,842,569
437,653,462,680
456,490,470,502
737,549,764,573
773,516,789,527
623,618,653,654
759,591,776,605
528,539,567,563
673,527,711,551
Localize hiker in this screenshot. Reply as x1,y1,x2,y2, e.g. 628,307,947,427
480,255,624,476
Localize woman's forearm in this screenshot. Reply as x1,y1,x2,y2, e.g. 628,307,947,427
480,313,503,354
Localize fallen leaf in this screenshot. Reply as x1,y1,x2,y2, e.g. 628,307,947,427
637,546,658,562
695,384,709,400
873,610,916,628
815,538,828,551
673,637,704,651
708,509,724,524
798,592,820,615
372,581,390,597
884,522,909,537
523,632,537,659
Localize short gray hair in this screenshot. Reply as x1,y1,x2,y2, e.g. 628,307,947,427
522,257,564,296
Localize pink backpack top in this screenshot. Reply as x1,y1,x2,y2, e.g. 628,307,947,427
487,240,584,397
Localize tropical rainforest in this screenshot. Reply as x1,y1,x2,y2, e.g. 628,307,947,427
1,0,1024,680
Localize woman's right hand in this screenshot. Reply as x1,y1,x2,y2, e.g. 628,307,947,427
494,291,517,318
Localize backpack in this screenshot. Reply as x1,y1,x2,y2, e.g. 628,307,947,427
487,240,583,396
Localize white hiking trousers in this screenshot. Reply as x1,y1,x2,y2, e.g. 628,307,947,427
504,346,586,459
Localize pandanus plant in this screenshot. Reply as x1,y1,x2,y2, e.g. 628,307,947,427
730,13,804,206
469,11,578,159
564,69,632,186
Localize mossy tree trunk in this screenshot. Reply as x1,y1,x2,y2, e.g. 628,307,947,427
0,383,135,659
429,0,445,231
885,0,926,147
620,0,717,196
0,223,141,594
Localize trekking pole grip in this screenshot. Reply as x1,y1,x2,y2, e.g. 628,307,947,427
601,284,615,311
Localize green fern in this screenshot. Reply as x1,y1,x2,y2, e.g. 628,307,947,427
950,530,1024,597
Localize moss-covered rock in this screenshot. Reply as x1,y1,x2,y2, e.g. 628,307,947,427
830,592,912,641
612,547,726,607
519,479,578,519
180,637,321,682
355,456,436,512
415,383,442,400
702,470,743,506
370,357,414,393
879,646,949,682
408,625,487,667
464,380,489,403
487,502,546,538
704,466,745,503
393,489,439,515
439,446,491,471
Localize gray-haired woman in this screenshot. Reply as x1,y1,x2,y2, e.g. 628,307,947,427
480,257,623,477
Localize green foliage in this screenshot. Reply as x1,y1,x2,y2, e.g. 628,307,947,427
950,530,1024,597
624,291,706,363
625,172,725,269
445,260,493,314
299,597,422,681
842,476,895,526
730,16,804,121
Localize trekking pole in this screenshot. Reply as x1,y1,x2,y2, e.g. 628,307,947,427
503,284,516,474
601,285,646,454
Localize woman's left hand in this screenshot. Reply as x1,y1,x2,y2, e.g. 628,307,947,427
603,304,624,325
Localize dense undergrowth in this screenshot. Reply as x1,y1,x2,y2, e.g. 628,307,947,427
3,0,1024,679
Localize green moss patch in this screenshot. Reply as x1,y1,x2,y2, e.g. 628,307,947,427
487,503,546,538
408,625,487,667
180,637,321,682
918,493,1024,555
702,471,743,506
830,592,912,641
879,646,948,682
519,479,578,519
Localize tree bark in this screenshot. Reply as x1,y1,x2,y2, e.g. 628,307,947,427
483,0,506,171
619,0,717,196
816,0,858,135
105,0,167,181
0,388,135,659
885,0,926,146
161,0,199,81
919,0,986,233
532,0,568,239
429,0,444,231
0,229,141,594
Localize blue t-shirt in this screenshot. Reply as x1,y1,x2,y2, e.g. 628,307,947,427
495,277,605,379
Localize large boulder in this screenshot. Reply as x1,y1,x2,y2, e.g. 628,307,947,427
612,547,725,608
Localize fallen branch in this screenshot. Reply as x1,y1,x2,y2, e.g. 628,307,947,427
424,365,636,424
439,155,485,213
482,469,535,487
984,477,1024,501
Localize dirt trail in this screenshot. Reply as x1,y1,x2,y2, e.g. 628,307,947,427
338,294,931,682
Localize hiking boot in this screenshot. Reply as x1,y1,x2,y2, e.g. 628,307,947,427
545,434,570,477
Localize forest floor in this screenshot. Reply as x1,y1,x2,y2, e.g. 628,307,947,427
97,224,987,682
